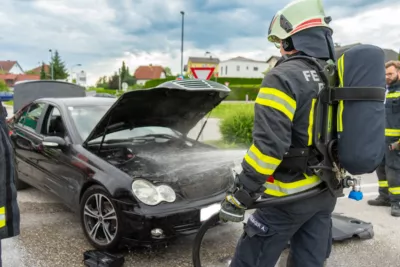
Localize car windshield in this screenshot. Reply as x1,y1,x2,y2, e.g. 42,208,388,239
68,105,182,142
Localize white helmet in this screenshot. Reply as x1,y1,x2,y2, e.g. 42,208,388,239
267,0,333,45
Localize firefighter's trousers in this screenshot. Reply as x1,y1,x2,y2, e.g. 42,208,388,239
229,188,336,267
378,151,400,202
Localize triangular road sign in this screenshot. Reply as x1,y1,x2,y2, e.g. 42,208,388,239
190,67,215,80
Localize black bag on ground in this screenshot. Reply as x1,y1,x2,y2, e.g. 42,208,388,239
335,44,386,174
83,250,125,267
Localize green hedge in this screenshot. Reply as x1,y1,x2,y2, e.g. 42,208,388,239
226,87,259,101
143,76,177,88
220,107,254,147
213,77,262,85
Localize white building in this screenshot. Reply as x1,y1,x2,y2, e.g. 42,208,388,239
266,56,280,68
218,57,269,78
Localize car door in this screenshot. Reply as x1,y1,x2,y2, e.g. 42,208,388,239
35,104,86,208
10,102,48,189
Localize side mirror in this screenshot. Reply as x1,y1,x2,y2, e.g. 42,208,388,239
42,136,66,149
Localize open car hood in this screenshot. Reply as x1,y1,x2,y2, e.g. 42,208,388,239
84,80,231,143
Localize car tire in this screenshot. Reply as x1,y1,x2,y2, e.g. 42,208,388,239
80,185,123,251
14,168,30,190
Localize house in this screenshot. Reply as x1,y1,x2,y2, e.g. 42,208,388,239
27,64,50,75
0,74,40,89
266,56,281,69
185,56,220,77
218,56,268,78
134,65,166,85
335,43,398,62
0,60,24,74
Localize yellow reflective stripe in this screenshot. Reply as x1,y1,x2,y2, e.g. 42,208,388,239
263,174,322,196
327,105,333,133
0,206,5,228
389,187,400,195
337,55,345,133
244,144,281,175
256,87,297,121
337,55,344,87
307,98,317,146
337,101,344,132
385,128,400,137
386,92,400,99
379,181,388,187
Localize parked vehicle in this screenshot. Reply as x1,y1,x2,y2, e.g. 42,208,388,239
8,80,234,250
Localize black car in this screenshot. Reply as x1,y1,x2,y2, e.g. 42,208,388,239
8,80,236,250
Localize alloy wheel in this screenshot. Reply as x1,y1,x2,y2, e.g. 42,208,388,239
83,193,118,246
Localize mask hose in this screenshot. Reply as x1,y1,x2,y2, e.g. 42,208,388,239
192,184,327,267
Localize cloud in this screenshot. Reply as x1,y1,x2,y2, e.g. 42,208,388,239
0,0,397,85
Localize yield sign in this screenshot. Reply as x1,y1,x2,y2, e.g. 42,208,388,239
190,67,215,80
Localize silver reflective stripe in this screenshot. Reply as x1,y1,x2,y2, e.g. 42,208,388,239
247,149,278,170
220,209,243,218
0,214,5,221
264,180,323,195
258,92,296,114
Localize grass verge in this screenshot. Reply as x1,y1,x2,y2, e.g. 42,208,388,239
208,102,254,120
3,100,13,106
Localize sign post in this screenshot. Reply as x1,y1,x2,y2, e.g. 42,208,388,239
190,67,215,80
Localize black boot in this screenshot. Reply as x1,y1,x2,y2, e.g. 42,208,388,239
391,202,400,217
367,196,391,207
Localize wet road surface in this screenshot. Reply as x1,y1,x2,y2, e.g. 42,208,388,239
3,105,400,266
2,179,400,267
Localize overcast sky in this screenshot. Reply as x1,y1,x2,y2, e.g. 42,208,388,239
1,0,399,85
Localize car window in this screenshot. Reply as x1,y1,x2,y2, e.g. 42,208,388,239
17,103,46,132
41,106,66,137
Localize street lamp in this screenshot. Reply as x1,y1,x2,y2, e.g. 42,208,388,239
48,49,54,80
70,63,82,83
204,51,218,81
180,11,185,76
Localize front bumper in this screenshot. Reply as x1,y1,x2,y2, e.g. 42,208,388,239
114,194,225,246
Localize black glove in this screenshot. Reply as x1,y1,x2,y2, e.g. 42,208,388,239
219,194,246,222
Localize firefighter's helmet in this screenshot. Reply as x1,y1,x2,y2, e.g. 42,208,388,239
267,0,333,45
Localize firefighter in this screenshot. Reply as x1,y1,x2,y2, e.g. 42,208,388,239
0,100,20,266
368,60,400,216
219,0,337,266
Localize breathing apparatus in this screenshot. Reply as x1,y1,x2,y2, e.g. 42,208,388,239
192,1,365,266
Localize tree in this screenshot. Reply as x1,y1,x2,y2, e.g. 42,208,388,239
120,61,127,82
40,63,46,80
164,67,173,76
96,76,109,89
108,72,120,89
49,50,68,80
0,80,9,92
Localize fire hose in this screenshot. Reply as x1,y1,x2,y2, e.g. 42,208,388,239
191,176,362,267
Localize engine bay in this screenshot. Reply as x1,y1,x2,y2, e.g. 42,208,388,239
87,136,215,178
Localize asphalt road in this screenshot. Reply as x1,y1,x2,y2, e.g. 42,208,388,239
2,105,400,267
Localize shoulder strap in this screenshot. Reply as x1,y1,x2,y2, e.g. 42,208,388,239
280,55,385,102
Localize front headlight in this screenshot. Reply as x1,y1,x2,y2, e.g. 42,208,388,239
132,179,176,206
